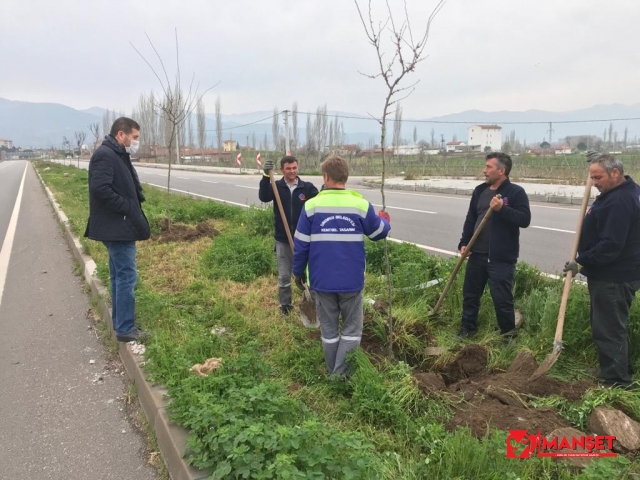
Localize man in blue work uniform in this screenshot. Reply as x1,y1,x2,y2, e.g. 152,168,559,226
292,156,390,375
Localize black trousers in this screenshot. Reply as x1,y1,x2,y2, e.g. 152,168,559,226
588,278,640,387
461,253,516,335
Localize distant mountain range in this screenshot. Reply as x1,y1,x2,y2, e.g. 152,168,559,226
2,97,640,149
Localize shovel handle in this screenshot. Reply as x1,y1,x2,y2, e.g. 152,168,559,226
269,170,295,253
432,195,501,315
554,174,592,342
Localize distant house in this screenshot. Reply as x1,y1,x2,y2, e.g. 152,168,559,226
445,141,466,153
424,149,441,155
553,146,572,155
394,144,422,155
223,140,237,152
0,138,14,148
467,125,501,152
359,147,393,155
335,144,358,156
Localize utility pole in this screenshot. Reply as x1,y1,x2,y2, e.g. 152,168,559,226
440,134,445,150
284,109,290,155
547,122,554,145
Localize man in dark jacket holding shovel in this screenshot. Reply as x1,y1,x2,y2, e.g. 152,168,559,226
456,152,531,343
259,156,318,315
85,117,150,342
564,154,640,388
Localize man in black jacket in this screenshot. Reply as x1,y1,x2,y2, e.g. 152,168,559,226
259,156,318,315
456,152,531,343
564,154,640,388
85,117,150,342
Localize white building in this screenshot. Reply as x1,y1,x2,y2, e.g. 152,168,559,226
467,125,501,152
553,146,572,155
0,138,14,148
394,144,422,155
445,141,466,152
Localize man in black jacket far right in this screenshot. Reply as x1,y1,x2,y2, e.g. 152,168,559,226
564,154,640,388
456,152,531,344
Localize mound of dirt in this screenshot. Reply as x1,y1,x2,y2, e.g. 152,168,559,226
441,344,488,384
428,346,595,438
154,218,219,243
414,372,446,393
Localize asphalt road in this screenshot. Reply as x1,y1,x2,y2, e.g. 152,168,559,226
135,165,580,275
52,159,582,275
0,160,156,479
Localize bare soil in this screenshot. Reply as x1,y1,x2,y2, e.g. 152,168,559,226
415,346,595,438
154,218,219,243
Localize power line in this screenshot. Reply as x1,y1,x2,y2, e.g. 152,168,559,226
186,109,640,134
186,112,279,132
296,110,640,125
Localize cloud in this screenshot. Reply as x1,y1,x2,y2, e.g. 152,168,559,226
1,0,639,117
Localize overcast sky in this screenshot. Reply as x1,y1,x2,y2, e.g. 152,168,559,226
2,0,639,118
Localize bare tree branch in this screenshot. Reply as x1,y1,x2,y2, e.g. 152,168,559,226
353,0,446,359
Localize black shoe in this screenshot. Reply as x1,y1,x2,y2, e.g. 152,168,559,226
501,330,518,346
455,328,477,340
280,305,294,316
116,328,148,343
601,381,638,391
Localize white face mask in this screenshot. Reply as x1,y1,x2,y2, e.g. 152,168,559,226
125,139,140,155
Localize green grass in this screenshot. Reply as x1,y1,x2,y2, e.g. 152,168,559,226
36,160,640,479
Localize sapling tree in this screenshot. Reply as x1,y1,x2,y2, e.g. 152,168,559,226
354,0,445,357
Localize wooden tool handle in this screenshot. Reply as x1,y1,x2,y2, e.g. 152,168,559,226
554,174,592,342
269,170,295,253
432,195,501,315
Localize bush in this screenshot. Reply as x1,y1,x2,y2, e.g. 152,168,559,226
243,206,274,237
169,356,381,479
202,233,275,283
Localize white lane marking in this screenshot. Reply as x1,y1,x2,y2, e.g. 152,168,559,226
372,204,436,215
235,185,259,190
154,173,167,176
175,176,189,179
0,163,28,307
201,180,218,184
531,226,575,234
530,204,580,211
143,182,249,208
388,237,459,256
356,187,581,211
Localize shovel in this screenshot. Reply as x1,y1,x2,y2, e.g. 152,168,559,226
269,170,319,328
430,195,501,316
529,175,592,381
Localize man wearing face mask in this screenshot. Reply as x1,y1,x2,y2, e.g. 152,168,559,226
85,117,151,342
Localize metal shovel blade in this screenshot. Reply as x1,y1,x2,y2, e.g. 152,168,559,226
528,340,562,382
299,286,319,328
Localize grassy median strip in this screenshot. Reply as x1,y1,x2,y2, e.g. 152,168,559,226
37,161,640,479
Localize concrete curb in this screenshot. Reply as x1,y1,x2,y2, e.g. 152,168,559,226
359,181,591,205
34,165,209,480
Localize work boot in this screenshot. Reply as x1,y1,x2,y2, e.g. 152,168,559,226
455,328,477,341
280,305,294,316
